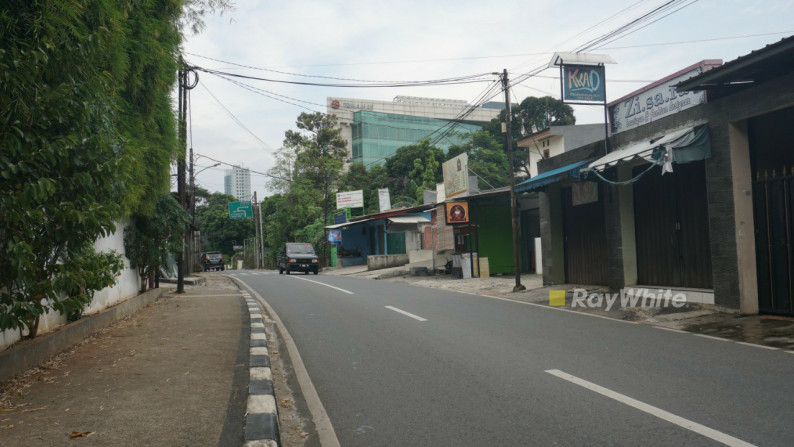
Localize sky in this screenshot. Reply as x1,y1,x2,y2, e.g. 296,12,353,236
179,0,794,200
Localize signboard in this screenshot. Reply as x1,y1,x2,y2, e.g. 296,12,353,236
436,183,446,203
572,182,599,206
328,229,342,244
228,201,252,219
336,190,364,209
445,201,469,224
233,245,244,252
562,64,606,103
378,188,391,212
443,153,469,199
333,209,347,225
609,65,709,134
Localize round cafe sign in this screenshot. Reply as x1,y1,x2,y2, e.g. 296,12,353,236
331,99,340,110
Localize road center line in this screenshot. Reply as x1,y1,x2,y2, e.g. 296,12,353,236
287,276,354,295
385,306,427,322
545,369,755,447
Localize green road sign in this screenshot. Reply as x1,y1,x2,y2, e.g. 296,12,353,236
228,201,252,219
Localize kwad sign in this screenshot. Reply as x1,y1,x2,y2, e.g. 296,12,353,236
551,288,688,311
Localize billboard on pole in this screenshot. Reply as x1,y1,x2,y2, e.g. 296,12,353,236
443,153,469,199
228,201,252,219
378,188,391,212
336,190,364,209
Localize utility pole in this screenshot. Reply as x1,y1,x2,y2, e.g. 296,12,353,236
253,191,260,269
258,195,265,269
502,69,525,292
177,67,186,294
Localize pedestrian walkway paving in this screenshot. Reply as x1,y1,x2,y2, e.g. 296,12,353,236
0,276,249,446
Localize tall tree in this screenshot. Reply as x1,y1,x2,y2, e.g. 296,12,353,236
384,139,444,206
277,112,348,264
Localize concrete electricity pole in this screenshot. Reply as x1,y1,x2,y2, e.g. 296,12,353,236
502,69,525,292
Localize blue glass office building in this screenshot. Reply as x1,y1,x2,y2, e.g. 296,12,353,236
351,111,483,167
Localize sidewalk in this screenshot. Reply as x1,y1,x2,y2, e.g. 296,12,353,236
0,276,248,446
344,266,794,351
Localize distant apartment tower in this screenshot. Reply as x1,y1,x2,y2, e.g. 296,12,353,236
223,166,251,200
327,96,503,167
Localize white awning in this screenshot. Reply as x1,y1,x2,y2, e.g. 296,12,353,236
387,216,430,224
324,218,374,229
587,127,695,172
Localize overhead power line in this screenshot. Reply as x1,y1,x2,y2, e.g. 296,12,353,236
190,65,494,88
194,152,292,183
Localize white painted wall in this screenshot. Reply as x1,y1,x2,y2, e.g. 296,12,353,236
1,220,140,351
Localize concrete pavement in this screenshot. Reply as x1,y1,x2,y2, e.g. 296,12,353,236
0,276,249,446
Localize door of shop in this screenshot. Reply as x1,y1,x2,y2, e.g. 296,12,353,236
562,185,608,285
753,171,794,314
633,161,713,288
751,108,794,315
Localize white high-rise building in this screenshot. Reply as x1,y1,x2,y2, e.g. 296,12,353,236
223,166,251,201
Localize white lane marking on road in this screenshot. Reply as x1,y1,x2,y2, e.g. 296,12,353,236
287,276,354,295
385,306,427,322
653,326,688,334
693,333,730,342
735,341,779,351
477,294,638,325
178,294,243,298
232,277,341,447
545,369,756,447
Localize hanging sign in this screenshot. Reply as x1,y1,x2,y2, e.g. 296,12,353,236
445,201,469,224
562,64,606,103
328,229,342,244
572,181,599,206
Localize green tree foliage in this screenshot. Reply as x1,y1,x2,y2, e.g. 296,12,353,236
483,96,575,176
383,139,444,207
195,191,255,257
339,162,389,214
124,194,189,292
265,112,348,264
0,1,232,338
446,130,510,189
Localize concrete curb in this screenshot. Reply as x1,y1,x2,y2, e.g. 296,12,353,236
242,290,280,447
0,287,162,383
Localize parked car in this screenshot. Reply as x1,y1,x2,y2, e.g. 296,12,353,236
277,242,319,275
202,251,225,271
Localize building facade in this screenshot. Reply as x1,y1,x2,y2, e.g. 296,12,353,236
327,96,502,167
223,166,252,201
530,39,794,315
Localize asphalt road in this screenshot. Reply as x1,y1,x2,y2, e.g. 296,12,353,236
229,270,794,447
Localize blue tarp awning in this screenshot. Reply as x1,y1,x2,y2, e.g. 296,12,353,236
515,160,590,193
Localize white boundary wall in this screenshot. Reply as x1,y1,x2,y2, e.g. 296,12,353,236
1,220,140,351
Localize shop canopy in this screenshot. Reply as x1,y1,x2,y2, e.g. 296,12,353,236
515,160,590,193
386,215,431,233
585,125,711,172
325,217,375,229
